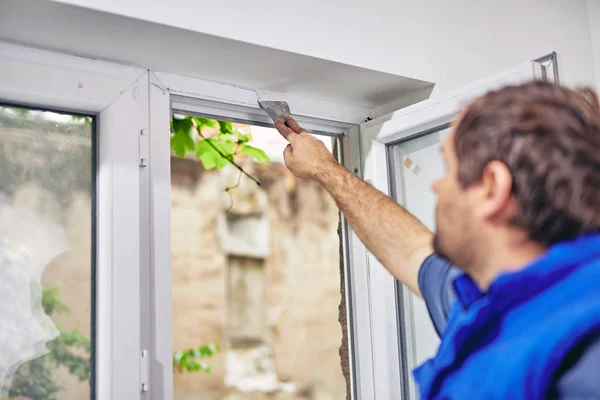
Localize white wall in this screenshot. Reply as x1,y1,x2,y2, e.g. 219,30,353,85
49,0,597,94
587,0,600,92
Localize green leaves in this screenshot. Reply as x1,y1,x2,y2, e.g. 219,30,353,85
193,117,219,129
10,287,91,399
70,115,93,126
240,144,270,162
170,116,195,157
196,139,233,170
170,115,271,169
48,330,91,381
173,344,221,374
42,286,70,315
218,120,234,133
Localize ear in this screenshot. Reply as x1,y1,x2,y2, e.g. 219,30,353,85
477,161,514,221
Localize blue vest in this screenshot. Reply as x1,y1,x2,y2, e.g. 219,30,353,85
413,234,600,400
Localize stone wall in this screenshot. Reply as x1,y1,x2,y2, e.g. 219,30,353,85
171,157,346,400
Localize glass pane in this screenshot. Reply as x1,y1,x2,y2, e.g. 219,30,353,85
390,127,451,366
0,105,94,400
392,128,451,232
170,116,348,399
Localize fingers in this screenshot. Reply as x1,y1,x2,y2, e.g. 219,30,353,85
275,120,298,144
285,117,305,134
283,144,293,164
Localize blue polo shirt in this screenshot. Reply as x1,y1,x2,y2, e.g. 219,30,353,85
418,251,600,398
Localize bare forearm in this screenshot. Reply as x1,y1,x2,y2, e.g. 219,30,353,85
272,117,433,295
316,163,433,296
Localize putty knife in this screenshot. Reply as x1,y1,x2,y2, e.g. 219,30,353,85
258,100,291,127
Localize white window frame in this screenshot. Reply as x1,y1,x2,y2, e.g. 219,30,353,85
359,56,557,400
0,41,148,400
150,71,380,400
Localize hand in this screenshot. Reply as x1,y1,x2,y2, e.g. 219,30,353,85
274,117,339,181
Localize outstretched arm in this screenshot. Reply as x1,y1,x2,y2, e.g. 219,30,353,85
275,117,433,296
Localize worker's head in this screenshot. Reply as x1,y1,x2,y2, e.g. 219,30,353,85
432,81,600,282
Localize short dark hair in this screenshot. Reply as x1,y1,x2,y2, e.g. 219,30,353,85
454,81,600,246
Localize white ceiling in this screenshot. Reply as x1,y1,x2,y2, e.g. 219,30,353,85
0,0,433,109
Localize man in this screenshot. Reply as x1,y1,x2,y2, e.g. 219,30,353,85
273,81,600,399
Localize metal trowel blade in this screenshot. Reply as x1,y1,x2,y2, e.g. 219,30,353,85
258,100,291,126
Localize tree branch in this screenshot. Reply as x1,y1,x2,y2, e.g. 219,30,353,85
197,130,261,186
225,171,243,212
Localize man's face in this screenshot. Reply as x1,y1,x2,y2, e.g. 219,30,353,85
432,126,478,267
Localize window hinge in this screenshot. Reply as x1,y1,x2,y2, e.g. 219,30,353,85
140,349,149,392
139,129,149,167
